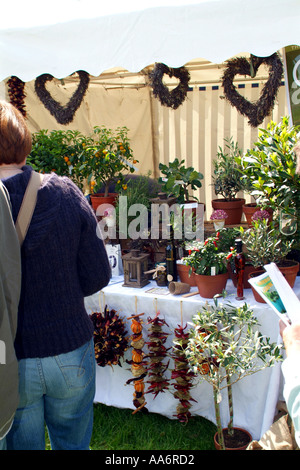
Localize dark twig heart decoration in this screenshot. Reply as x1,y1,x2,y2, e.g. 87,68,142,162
149,63,190,109
34,70,90,125
221,53,283,127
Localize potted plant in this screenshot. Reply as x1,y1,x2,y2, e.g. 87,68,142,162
240,217,298,294
158,158,204,205
27,128,90,190
186,300,282,450
238,117,300,249
183,232,233,298
210,209,228,231
78,126,138,211
212,137,246,224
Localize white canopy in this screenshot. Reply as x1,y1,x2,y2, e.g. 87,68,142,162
1,0,300,82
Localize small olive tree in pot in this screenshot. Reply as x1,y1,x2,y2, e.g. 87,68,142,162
186,300,282,450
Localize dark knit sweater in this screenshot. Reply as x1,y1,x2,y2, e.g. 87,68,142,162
3,166,111,360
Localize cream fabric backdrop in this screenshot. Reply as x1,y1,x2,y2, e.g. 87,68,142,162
11,62,288,219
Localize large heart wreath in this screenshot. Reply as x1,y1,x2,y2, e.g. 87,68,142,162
149,63,190,109
221,53,283,127
34,70,89,125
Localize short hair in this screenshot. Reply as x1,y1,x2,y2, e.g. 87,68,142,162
294,141,300,175
0,100,32,164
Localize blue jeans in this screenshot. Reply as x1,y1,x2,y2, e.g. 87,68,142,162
6,339,96,450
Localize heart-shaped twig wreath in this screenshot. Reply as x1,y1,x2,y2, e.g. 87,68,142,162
149,63,190,109
34,70,90,125
221,53,283,127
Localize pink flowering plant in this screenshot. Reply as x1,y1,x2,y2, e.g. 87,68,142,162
210,209,228,221
252,209,271,222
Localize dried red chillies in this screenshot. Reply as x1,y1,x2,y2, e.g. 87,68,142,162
171,324,196,423
145,314,170,398
7,76,27,117
90,306,128,367
126,313,148,414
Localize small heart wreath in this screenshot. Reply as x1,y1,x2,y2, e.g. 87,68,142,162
34,70,90,125
221,53,283,127
149,63,190,109
7,76,27,117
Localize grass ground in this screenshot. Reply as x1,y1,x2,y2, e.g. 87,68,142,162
45,403,217,451
90,403,217,451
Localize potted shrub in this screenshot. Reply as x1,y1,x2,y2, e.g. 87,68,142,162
183,232,233,298
186,300,282,450
27,128,90,190
240,218,298,295
158,158,204,205
211,137,246,225
78,126,138,210
238,117,300,250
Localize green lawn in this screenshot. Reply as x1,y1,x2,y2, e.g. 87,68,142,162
90,403,217,451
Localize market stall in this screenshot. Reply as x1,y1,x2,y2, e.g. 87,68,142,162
84,276,299,441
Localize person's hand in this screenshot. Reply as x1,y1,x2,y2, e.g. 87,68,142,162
280,319,300,356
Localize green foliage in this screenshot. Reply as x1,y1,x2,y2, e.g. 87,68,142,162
186,300,282,449
158,158,203,204
240,218,294,268
183,232,232,275
79,126,138,197
27,126,138,196
27,129,90,189
238,117,300,248
212,137,245,200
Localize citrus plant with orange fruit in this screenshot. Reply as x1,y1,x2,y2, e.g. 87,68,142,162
28,129,93,189
186,300,282,449
78,126,138,197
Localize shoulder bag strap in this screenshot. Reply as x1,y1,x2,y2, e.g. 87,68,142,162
15,171,44,245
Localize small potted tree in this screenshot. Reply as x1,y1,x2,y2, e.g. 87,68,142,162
78,126,138,211
186,300,282,450
238,117,300,249
212,137,246,225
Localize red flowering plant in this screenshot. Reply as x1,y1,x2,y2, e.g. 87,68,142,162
183,232,234,276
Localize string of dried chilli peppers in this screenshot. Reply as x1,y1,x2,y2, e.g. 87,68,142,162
126,313,148,414
89,306,128,367
145,314,170,398
7,76,27,117
171,324,196,423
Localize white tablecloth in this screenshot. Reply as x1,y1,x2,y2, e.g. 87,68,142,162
85,276,300,441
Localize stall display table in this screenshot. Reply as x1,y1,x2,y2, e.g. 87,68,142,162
85,277,300,441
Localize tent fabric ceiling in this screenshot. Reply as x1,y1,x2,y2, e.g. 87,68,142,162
1,0,300,82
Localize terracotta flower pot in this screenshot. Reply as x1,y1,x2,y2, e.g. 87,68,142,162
177,263,197,286
277,260,299,288
90,193,118,215
211,198,245,225
248,270,266,303
194,272,228,298
242,203,273,227
214,427,252,450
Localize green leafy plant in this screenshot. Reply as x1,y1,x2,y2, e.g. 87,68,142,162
186,300,282,450
183,232,233,276
238,117,300,248
158,158,203,204
212,137,245,201
79,126,138,197
27,129,90,189
240,218,294,268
